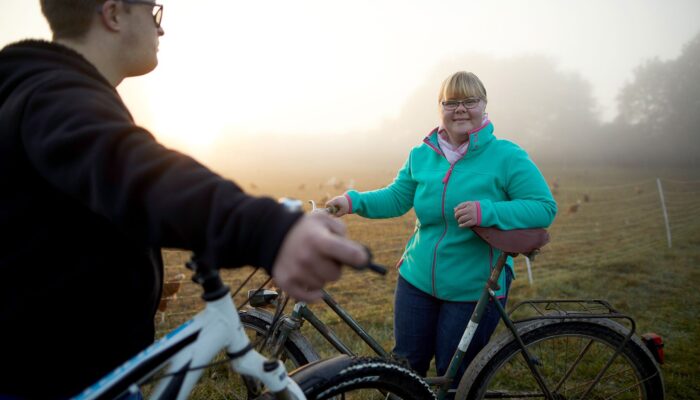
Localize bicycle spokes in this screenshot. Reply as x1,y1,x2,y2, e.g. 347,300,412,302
482,334,650,399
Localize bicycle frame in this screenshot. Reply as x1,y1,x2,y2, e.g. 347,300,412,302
252,210,652,399
258,249,644,400
74,287,305,400
259,279,498,398
271,291,391,359
257,269,512,398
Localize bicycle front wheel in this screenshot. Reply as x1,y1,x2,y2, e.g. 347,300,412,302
458,319,664,399
288,355,436,400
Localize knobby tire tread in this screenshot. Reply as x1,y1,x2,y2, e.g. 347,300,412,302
293,356,436,400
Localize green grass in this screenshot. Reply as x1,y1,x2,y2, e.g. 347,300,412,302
155,166,700,398
508,237,700,398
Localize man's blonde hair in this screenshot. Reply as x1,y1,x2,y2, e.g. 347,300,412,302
438,71,488,104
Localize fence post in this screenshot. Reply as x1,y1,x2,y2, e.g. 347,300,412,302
656,178,672,248
525,256,534,285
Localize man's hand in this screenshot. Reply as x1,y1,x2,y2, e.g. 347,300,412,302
271,212,368,301
454,201,479,228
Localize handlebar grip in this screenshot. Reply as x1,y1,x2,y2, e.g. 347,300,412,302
366,262,387,275
348,246,387,275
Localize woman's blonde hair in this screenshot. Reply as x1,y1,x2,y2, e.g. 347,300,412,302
438,71,488,104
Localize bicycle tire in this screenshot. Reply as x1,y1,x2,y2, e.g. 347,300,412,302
285,355,436,399
239,308,320,368
457,318,664,399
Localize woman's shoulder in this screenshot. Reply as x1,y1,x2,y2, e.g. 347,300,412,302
490,136,529,155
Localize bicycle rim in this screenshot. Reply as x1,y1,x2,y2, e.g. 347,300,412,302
461,321,663,399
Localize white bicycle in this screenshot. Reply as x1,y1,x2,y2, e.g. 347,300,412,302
71,201,434,400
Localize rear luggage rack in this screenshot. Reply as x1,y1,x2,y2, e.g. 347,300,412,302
509,299,636,335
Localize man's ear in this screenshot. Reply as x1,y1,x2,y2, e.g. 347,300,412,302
98,0,122,32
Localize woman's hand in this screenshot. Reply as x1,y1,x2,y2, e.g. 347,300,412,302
326,195,350,217
454,201,479,228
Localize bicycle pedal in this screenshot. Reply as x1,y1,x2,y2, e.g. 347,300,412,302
530,356,543,366
247,289,279,307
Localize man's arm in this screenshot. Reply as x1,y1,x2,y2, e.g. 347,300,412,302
21,74,367,299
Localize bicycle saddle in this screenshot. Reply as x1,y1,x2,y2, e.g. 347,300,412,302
471,226,549,255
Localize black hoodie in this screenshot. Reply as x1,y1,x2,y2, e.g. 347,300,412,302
0,40,301,398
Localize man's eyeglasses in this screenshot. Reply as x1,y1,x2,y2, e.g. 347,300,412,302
441,98,481,111
121,0,164,28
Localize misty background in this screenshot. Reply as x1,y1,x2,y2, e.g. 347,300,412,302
210,31,700,183
2,1,699,183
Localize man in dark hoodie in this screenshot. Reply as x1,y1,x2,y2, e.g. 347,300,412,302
0,1,368,398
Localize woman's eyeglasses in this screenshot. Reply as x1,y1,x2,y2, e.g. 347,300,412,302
441,98,481,111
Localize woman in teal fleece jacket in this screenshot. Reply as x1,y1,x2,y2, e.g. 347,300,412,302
327,71,557,380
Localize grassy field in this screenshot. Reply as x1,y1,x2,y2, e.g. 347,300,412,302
157,165,700,398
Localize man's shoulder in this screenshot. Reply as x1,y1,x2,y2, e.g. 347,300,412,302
0,53,134,141
1,40,113,93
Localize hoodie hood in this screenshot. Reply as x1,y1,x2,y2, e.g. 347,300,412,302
0,40,114,104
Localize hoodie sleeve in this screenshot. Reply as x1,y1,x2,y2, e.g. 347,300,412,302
478,147,557,229
20,72,301,273
345,151,417,218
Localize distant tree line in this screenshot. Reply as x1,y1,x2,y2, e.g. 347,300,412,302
610,32,700,166
366,32,700,168
213,32,699,177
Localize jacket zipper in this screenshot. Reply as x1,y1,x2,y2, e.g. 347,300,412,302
425,124,489,297
431,163,456,296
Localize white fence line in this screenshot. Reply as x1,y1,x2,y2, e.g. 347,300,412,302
657,178,673,248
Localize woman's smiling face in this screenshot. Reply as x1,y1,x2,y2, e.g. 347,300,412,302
440,97,486,137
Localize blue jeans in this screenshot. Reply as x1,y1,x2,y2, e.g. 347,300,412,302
392,272,511,382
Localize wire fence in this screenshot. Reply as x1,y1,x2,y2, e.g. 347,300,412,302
155,177,700,333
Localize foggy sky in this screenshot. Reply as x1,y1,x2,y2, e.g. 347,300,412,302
1,0,699,162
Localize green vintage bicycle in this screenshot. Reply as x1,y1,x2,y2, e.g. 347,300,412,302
239,204,665,399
